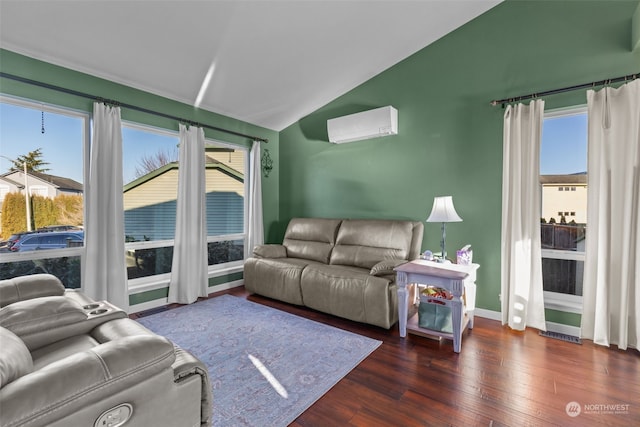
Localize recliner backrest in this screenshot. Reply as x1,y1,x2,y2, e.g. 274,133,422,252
330,219,424,268
283,218,342,263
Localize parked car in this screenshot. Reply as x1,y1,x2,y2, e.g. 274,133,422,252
36,225,83,232
10,231,84,252
1,231,34,251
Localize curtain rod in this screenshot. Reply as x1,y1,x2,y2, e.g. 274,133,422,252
0,72,268,143
490,72,639,107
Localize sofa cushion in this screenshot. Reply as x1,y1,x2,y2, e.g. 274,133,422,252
330,219,414,268
0,326,33,387
243,257,315,305
283,218,342,263
300,264,397,329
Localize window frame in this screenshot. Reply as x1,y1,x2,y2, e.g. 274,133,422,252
0,94,90,272
122,122,249,294
541,105,587,313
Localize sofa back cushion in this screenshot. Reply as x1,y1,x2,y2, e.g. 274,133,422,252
330,219,418,269
283,218,342,263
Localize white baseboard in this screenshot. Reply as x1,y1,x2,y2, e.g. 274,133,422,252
475,307,501,321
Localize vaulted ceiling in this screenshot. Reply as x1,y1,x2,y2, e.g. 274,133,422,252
0,1,501,131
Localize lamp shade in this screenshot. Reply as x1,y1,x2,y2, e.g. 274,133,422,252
426,196,462,223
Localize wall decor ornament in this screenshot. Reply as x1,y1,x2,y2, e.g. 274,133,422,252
261,148,273,178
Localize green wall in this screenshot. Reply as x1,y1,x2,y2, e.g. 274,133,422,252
0,49,280,236
278,0,640,314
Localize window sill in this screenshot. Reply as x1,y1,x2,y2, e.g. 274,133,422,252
543,291,582,314
128,263,244,295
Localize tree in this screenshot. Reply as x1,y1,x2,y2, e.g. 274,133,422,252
31,195,56,229
134,148,178,178
54,194,83,226
9,148,50,173
1,192,27,238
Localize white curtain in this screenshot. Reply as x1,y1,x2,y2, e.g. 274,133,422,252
168,124,208,304
246,140,264,258
501,100,546,331
582,79,640,350
83,103,128,312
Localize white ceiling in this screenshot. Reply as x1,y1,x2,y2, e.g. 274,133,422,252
0,0,501,131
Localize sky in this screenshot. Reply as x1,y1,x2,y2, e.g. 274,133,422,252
0,101,179,184
1,100,588,183
540,112,587,175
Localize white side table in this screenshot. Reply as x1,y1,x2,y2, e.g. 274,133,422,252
394,260,479,353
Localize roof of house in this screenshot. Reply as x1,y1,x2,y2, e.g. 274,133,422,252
123,161,243,192
0,170,83,192
0,175,23,188
540,173,587,185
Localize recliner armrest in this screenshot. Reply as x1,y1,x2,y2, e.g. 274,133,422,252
252,244,287,258
0,296,127,351
0,335,175,427
0,274,65,308
173,346,213,426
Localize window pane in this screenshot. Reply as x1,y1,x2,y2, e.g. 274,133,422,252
204,145,245,236
0,101,85,249
542,258,584,296
208,239,244,265
540,109,587,298
126,245,174,280
122,126,179,242
0,256,82,288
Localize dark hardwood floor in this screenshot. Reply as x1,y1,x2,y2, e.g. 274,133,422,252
150,286,640,426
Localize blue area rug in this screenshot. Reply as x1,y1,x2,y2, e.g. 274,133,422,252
136,294,382,427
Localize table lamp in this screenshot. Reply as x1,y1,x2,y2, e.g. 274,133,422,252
426,196,462,262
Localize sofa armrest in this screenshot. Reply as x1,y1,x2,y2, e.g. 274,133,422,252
252,244,287,258
0,274,65,308
0,335,175,427
370,259,408,277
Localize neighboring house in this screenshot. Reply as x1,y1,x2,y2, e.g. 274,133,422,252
123,157,244,241
0,170,83,234
0,169,83,199
0,175,21,203
540,173,587,224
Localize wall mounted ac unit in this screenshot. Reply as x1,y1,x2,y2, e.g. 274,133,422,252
327,106,398,144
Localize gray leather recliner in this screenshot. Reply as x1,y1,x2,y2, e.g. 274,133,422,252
0,274,212,427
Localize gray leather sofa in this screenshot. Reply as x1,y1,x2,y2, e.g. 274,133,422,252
0,274,212,427
245,218,424,329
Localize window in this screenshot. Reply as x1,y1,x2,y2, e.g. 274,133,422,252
540,106,587,309
204,144,246,268
122,124,247,286
29,186,48,197
0,96,88,287
122,124,179,281
1,96,249,295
